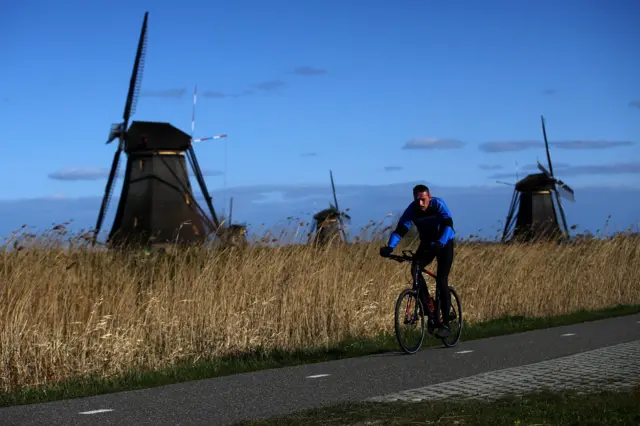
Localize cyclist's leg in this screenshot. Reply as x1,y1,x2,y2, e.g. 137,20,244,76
435,239,455,325
414,243,436,309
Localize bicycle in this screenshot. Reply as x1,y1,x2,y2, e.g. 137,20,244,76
386,249,463,354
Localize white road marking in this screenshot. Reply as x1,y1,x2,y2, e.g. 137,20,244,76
455,350,474,354
306,374,330,379
79,409,114,415
561,333,576,337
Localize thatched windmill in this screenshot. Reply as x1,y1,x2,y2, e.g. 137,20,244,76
501,115,576,243
308,170,350,246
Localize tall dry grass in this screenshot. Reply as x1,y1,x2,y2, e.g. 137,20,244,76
1,223,639,394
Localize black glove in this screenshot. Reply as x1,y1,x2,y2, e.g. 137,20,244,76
380,246,393,257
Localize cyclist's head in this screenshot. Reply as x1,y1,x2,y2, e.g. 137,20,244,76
412,184,431,211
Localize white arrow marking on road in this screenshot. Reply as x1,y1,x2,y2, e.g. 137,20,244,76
79,409,114,415
561,333,576,337
306,374,330,379
455,350,474,354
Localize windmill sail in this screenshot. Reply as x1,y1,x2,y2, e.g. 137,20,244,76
93,12,149,245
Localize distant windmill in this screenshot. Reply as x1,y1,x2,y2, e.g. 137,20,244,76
308,170,350,246
501,115,576,242
219,197,248,248
92,12,221,248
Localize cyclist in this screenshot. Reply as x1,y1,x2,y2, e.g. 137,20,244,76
379,184,455,338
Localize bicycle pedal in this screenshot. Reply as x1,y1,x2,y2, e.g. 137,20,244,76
427,323,435,335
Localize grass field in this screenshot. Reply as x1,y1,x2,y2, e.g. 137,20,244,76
1,222,639,398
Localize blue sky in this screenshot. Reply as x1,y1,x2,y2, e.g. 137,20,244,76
1,0,639,240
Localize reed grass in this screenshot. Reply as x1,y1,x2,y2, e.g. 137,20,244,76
1,219,639,394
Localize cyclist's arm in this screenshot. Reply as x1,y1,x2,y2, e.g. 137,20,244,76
387,204,415,249
433,198,455,245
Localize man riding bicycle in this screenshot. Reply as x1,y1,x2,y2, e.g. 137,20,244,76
380,184,455,338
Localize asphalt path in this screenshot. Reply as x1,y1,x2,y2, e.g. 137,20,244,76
1,313,639,426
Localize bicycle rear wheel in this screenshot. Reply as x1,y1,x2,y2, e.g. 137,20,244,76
440,286,463,347
394,288,426,354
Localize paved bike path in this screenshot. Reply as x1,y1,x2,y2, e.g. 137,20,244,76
1,313,639,426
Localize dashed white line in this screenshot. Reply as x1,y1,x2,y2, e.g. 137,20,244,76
79,409,114,415
455,350,474,354
306,374,330,379
561,333,576,337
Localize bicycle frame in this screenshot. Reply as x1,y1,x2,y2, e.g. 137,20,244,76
392,249,441,324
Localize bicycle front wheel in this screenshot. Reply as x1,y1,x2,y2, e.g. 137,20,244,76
394,288,426,354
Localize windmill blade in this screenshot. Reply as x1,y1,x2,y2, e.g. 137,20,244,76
552,188,570,237
190,85,228,143
92,148,123,245
330,170,340,213
329,170,348,242
540,115,555,177
537,160,552,178
122,11,149,128
186,145,220,230
190,84,197,141
496,180,514,186
538,160,575,202
193,134,227,143
106,123,123,144
502,188,519,242
228,197,233,225
555,180,575,202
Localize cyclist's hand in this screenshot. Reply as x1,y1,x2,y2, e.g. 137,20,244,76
430,241,443,252
380,246,393,258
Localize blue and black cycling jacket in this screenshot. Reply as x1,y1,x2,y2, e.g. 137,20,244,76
387,197,455,249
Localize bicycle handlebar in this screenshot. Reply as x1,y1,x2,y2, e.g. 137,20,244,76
386,250,416,263
386,249,436,277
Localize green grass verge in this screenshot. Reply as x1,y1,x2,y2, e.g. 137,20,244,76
237,387,640,425
1,304,639,408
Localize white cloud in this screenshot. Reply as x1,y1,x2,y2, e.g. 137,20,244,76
402,138,466,150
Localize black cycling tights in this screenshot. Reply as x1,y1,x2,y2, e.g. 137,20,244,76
412,239,455,323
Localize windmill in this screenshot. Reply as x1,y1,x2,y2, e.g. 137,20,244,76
308,170,350,246
217,197,248,248
501,115,576,243
92,12,221,248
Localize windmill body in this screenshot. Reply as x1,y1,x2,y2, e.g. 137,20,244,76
108,121,215,246
507,172,563,241
501,116,575,243
309,170,350,246
93,12,219,248
311,207,344,245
